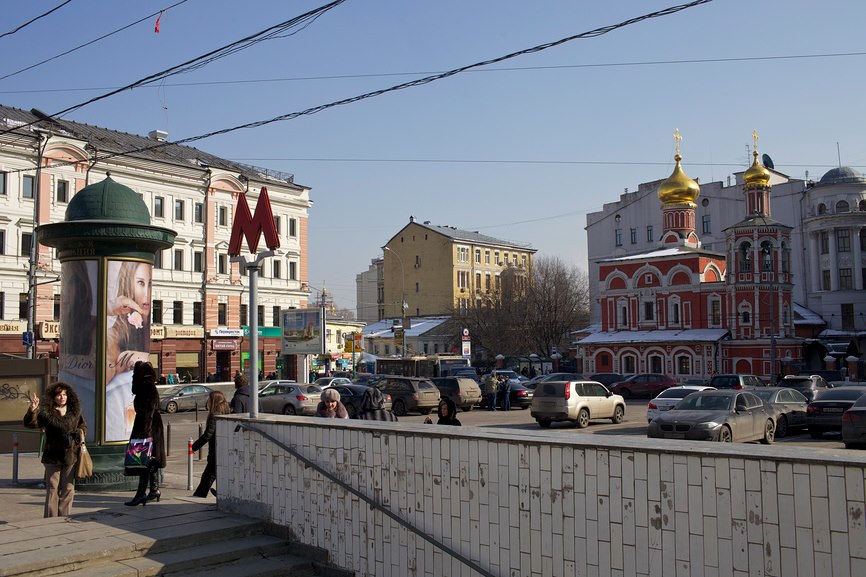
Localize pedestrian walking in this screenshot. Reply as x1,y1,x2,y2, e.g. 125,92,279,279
229,373,250,413
501,376,512,411
23,382,87,517
191,390,230,498
125,361,166,506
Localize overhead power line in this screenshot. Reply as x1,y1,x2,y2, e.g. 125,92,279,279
0,1,73,40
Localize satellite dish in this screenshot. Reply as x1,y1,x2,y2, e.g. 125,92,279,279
762,153,774,170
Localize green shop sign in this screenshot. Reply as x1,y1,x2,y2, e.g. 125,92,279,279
242,326,282,338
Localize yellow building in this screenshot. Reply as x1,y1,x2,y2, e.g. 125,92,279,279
382,217,536,317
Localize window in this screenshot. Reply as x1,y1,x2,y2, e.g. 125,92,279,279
644,301,654,321
273,260,281,278
842,303,855,331
218,254,227,274
485,273,491,291
218,303,227,325
0,292,4,319
822,270,831,291
646,226,653,242
23,175,34,199
289,218,297,237
193,302,202,325
630,228,637,244
836,200,850,213
173,249,184,271
272,306,280,327
240,304,248,325
817,203,827,215
0,172,6,195
257,306,265,326
820,232,829,254
19,293,27,320
710,299,721,326
0,230,4,255
860,199,866,212
475,272,481,290
623,355,636,374
839,268,853,291
154,196,164,218
670,302,680,324
415,255,421,267
861,229,866,251
54,294,60,320
739,242,751,272
219,206,227,226
742,311,750,324
56,180,69,203
615,229,622,247
484,250,490,264
761,241,773,272
152,300,163,324
619,303,628,328
21,232,32,257
702,214,711,234
154,250,163,269
289,261,297,280
836,229,851,252
676,355,691,375
494,251,499,265
415,282,420,293
194,202,203,223
649,355,663,374
522,255,527,268
457,246,469,262
193,251,203,273
475,249,481,263
273,215,280,235
174,199,184,221
173,301,183,324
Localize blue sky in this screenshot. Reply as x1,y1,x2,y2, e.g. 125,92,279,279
3,1,865,315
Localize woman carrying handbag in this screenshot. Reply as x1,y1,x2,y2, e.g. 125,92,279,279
125,361,166,506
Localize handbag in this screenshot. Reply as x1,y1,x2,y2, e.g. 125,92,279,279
124,437,154,472
75,442,93,480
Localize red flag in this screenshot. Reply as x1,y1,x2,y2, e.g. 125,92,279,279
154,11,163,34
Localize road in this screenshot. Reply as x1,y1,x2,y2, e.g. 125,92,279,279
161,398,851,452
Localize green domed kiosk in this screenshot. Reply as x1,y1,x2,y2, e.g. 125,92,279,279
39,174,175,490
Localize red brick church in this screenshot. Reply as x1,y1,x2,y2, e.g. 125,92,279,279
578,132,802,383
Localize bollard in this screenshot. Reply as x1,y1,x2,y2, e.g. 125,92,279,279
12,432,19,485
166,422,171,457
187,437,193,491
197,423,204,460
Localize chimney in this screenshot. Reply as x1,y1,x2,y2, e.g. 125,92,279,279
148,129,169,142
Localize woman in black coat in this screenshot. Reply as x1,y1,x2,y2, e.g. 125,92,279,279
191,390,229,497
23,382,87,517
125,361,166,506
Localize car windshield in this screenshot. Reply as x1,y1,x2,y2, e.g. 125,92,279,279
675,394,732,411
417,380,436,390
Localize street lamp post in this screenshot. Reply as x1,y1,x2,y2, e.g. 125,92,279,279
383,247,408,354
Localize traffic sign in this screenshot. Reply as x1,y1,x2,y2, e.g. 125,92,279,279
22,331,33,346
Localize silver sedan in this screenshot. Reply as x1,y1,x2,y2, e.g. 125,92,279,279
646,390,775,443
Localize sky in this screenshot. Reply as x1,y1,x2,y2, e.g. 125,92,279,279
3,0,866,317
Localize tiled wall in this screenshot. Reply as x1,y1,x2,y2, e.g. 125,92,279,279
217,415,866,577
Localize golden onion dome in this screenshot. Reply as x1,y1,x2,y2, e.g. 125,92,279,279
743,150,771,187
658,153,700,207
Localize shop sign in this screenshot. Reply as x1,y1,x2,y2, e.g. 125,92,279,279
0,320,26,334
39,321,60,339
165,326,205,339
212,340,238,351
151,325,166,340
211,328,243,337
242,326,282,338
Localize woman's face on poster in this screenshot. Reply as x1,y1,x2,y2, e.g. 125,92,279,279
133,263,152,313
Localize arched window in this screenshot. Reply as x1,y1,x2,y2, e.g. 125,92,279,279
622,355,636,374
836,200,850,213
761,241,774,272
859,199,866,212
781,241,790,273
818,203,827,215
742,311,750,324
739,241,752,272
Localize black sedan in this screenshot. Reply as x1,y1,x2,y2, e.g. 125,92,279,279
647,390,775,443
159,384,213,413
481,382,534,410
330,384,392,418
841,394,866,448
750,387,808,438
806,386,866,438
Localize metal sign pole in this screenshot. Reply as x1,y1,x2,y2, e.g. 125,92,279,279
232,250,273,418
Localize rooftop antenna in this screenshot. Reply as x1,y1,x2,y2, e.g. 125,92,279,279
836,142,842,167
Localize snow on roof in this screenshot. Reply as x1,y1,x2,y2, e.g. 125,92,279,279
577,328,729,345
361,316,451,338
793,302,825,326
599,246,723,263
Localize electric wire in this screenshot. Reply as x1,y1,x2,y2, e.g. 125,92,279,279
0,1,73,40
0,0,191,82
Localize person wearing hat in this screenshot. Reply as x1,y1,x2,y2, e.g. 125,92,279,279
316,388,349,419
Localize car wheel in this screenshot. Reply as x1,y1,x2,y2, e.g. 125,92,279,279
611,405,625,424
393,400,406,416
576,408,590,429
165,401,178,414
618,388,632,400
809,429,823,439
718,425,733,442
760,419,775,444
537,419,552,428
775,415,788,438
283,404,296,416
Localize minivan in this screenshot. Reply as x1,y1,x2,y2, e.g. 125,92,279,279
431,377,483,411
530,380,626,428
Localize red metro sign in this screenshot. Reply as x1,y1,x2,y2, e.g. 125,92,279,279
228,186,281,256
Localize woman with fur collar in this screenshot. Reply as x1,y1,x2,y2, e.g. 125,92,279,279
23,382,87,517
125,361,166,506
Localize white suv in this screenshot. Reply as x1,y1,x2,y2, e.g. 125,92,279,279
530,380,626,428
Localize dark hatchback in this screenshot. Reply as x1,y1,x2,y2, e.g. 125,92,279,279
806,386,866,438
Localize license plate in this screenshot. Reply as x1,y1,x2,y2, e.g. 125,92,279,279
660,406,671,411
666,433,685,439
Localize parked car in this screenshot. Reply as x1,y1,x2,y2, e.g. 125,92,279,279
258,383,321,416
313,376,353,388
806,386,866,438
524,373,584,389
589,373,626,387
258,379,297,394
159,384,213,413
431,377,483,411
749,387,809,438
798,369,843,383
707,374,765,390
448,367,481,383
481,381,534,410
374,376,441,416
646,385,715,423
531,380,625,428
646,390,776,443
330,384,392,418
610,373,677,399
780,374,831,402
841,394,866,449
681,378,708,387
351,373,384,386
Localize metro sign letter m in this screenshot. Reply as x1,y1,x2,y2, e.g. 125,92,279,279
228,187,281,256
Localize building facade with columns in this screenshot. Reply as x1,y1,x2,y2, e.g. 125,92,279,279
0,105,311,382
